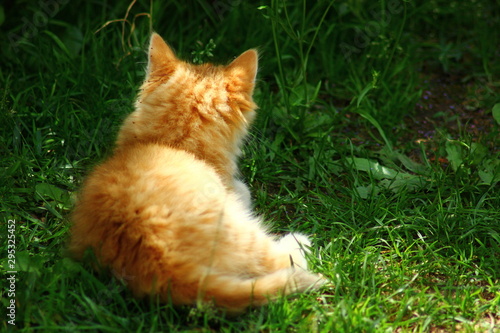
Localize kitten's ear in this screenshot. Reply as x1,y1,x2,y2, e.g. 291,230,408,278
226,49,258,84
147,33,177,77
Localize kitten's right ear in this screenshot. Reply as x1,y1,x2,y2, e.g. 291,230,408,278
227,49,258,84
147,33,177,77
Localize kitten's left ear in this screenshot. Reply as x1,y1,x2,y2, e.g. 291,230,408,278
226,49,258,84
147,32,177,77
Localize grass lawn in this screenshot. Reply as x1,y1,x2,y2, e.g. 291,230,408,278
1,0,499,331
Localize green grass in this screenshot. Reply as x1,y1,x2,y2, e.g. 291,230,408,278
1,0,499,331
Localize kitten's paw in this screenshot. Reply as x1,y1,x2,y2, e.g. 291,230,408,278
278,233,312,269
279,233,311,249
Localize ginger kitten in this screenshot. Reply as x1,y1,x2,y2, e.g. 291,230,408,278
68,33,324,312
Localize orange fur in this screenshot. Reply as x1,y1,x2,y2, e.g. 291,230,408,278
68,32,324,312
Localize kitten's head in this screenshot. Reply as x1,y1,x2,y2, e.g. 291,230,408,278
117,33,258,172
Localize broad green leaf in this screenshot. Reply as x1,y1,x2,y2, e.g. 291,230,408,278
347,157,398,179
478,159,500,185
347,157,429,194
380,175,427,192
381,148,429,175
492,103,500,125
470,142,488,165
35,183,72,216
62,25,84,57
478,170,493,185
445,141,463,172
355,185,380,199
355,186,368,199
35,183,69,203
10,251,44,276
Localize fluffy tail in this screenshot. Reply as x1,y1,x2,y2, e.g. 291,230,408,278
196,267,325,313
